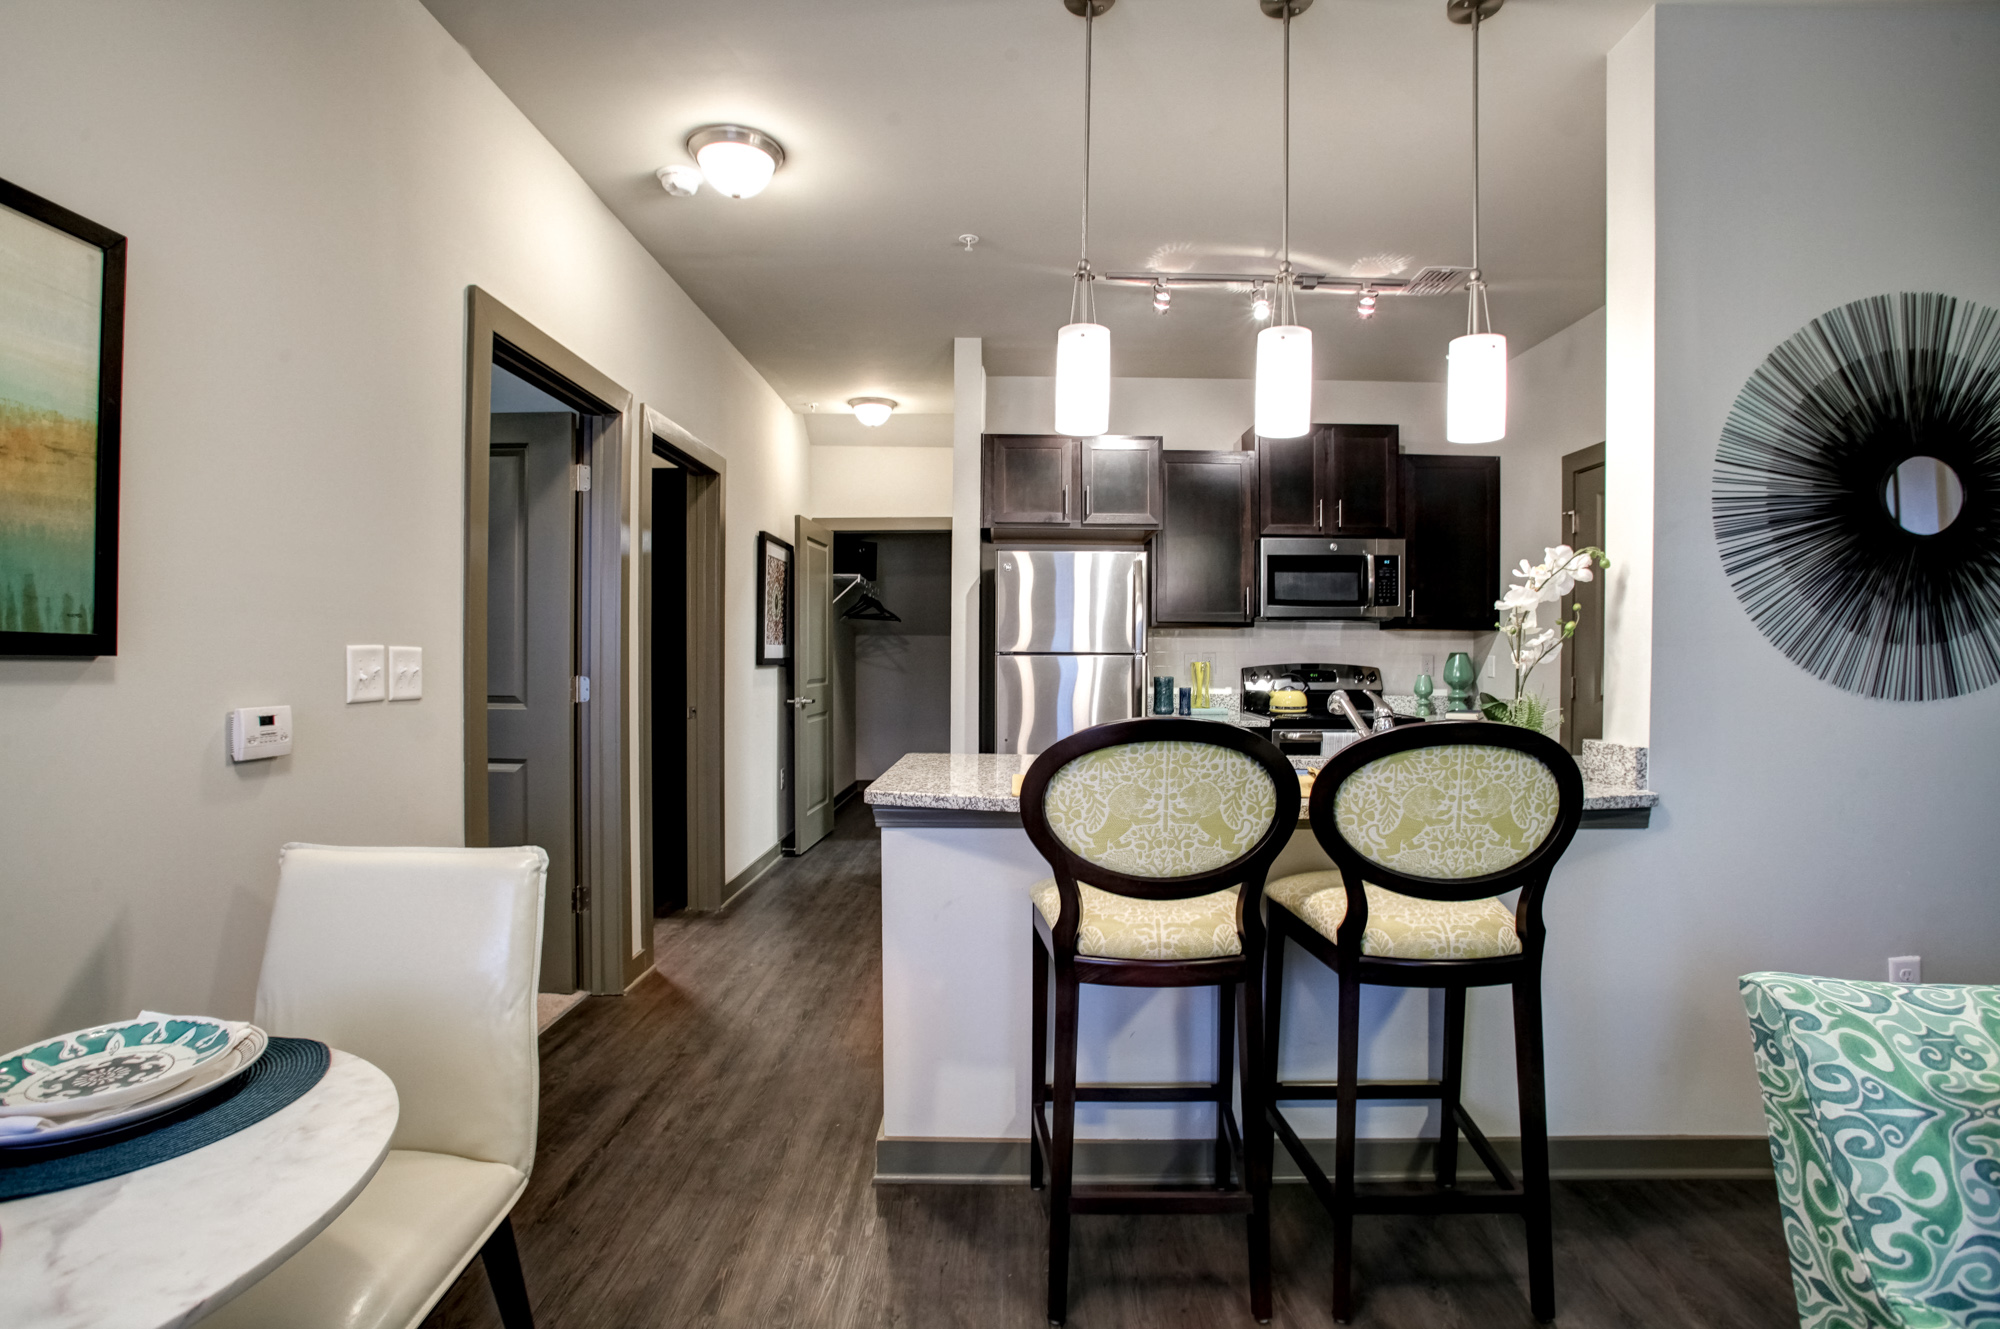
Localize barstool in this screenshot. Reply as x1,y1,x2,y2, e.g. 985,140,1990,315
1021,717,1299,1326
1262,723,1583,1323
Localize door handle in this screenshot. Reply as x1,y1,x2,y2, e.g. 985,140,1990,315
786,696,813,708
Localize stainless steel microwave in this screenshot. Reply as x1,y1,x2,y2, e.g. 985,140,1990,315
1256,537,1405,620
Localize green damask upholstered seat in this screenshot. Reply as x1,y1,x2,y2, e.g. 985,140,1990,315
1041,739,1280,878
1030,878,1243,960
1740,973,2000,1329
1265,872,1520,960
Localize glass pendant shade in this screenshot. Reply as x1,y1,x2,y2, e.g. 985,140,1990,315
1054,322,1111,436
1446,332,1507,444
694,141,778,198
1254,325,1313,439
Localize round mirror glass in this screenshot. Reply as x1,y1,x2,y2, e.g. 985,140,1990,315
1884,455,1965,535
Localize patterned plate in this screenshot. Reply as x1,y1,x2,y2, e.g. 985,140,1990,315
0,1016,238,1118
0,1026,268,1148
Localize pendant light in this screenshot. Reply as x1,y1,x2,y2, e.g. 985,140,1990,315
1254,0,1312,441
1445,0,1506,444
1053,0,1113,438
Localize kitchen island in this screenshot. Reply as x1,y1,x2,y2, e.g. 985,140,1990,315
866,743,1657,1184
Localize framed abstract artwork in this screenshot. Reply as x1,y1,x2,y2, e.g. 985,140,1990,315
756,530,792,666
0,177,124,657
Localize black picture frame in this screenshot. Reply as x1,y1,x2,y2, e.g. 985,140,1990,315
755,531,793,666
0,177,125,658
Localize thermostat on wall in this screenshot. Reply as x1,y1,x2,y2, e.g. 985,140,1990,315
228,706,293,762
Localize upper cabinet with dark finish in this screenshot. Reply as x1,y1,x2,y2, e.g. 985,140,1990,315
1245,424,1401,537
982,434,1162,531
1153,450,1256,626
984,434,1073,526
1079,435,1162,527
1394,453,1500,632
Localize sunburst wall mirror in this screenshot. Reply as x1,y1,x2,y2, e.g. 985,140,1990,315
1713,292,2000,701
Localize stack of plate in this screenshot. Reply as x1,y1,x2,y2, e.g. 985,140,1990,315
0,1014,269,1149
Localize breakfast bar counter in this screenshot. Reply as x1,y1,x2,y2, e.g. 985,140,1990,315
865,742,1657,1183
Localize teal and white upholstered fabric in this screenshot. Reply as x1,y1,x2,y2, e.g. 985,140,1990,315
1740,972,2000,1329
1333,745,1561,879
1042,741,1278,879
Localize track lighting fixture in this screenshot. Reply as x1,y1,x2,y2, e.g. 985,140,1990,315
1250,284,1272,322
1152,281,1172,315
1357,287,1378,320
1053,0,1115,438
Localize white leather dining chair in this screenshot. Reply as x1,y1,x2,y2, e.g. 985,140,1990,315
204,843,548,1329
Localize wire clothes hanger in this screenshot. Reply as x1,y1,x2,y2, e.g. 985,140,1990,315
843,595,901,622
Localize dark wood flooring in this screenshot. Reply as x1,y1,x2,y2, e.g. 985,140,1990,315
426,798,1798,1329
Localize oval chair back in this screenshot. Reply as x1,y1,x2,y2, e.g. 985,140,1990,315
1305,722,1584,961
1020,717,1302,961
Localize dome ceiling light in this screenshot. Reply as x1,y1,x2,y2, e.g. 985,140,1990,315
1445,0,1508,444
685,124,786,199
847,397,897,427
1052,0,1114,439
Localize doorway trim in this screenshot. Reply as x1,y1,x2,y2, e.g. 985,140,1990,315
464,286,635,995
1560,441,1607,755
639,406,729,917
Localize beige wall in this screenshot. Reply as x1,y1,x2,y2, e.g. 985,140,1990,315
0,0,808,1048
808,446,952,519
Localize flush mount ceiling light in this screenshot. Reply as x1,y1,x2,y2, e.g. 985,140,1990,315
1445,0,1507,444
847,397,897,427
685,124,786,199
1053,0,1115,438
1253,0,1313,440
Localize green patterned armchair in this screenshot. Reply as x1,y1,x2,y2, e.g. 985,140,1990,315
1740,973,2000,1329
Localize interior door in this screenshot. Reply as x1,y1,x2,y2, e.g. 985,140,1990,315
1561,444,1607,753
488,411,577,993
790,515,835,853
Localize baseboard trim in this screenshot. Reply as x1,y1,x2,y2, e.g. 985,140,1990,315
873,1132,1772,1186
720,843,783,909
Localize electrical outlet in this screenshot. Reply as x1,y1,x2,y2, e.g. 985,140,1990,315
1888,955,1922,984
346,645,386,703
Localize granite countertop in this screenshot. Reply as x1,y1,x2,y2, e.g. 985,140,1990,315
865,745,1659,816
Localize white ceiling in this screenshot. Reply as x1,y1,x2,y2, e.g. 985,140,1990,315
420,0,1661,415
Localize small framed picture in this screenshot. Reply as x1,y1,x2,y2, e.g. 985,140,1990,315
0,177,126,657
756,531,792,666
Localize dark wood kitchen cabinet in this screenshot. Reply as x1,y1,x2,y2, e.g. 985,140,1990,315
1394,453,1500,632
1245,424,1401,537
982,434,1162,530
1152,450,1256,626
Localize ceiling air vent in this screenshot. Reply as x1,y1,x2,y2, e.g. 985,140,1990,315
1401,266,1471,296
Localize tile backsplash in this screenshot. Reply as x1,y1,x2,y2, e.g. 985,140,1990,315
1151,623,1496,696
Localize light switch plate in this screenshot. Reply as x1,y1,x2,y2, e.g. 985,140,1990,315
228,706,292,762
347,645,386,703
388,646,423,700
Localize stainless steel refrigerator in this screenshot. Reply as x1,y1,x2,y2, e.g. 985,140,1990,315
992,548,1147,755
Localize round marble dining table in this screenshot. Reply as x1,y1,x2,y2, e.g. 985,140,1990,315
0,1048,399,1329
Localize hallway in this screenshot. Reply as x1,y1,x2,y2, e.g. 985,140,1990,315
426,798,1796,1328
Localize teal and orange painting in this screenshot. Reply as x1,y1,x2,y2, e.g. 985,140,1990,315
0,202,103,636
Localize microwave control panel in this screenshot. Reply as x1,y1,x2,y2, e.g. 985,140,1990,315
1373,555,1401,607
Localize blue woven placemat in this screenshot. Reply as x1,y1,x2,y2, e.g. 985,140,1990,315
0,1036,329,1201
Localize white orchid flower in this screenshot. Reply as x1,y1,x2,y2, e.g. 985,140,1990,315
1496,584,1541,612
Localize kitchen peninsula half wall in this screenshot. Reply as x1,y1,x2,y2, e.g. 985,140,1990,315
867,745,1660,1185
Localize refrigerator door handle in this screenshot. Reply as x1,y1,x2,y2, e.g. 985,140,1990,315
1132,553,1147,655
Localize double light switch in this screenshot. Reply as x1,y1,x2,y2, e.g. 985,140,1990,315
348,645,422,702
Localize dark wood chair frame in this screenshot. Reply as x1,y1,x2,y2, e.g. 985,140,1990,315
1263,722,1583,1324
1021,717,1301,1327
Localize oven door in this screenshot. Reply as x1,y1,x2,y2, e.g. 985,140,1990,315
1258,539,1375,619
